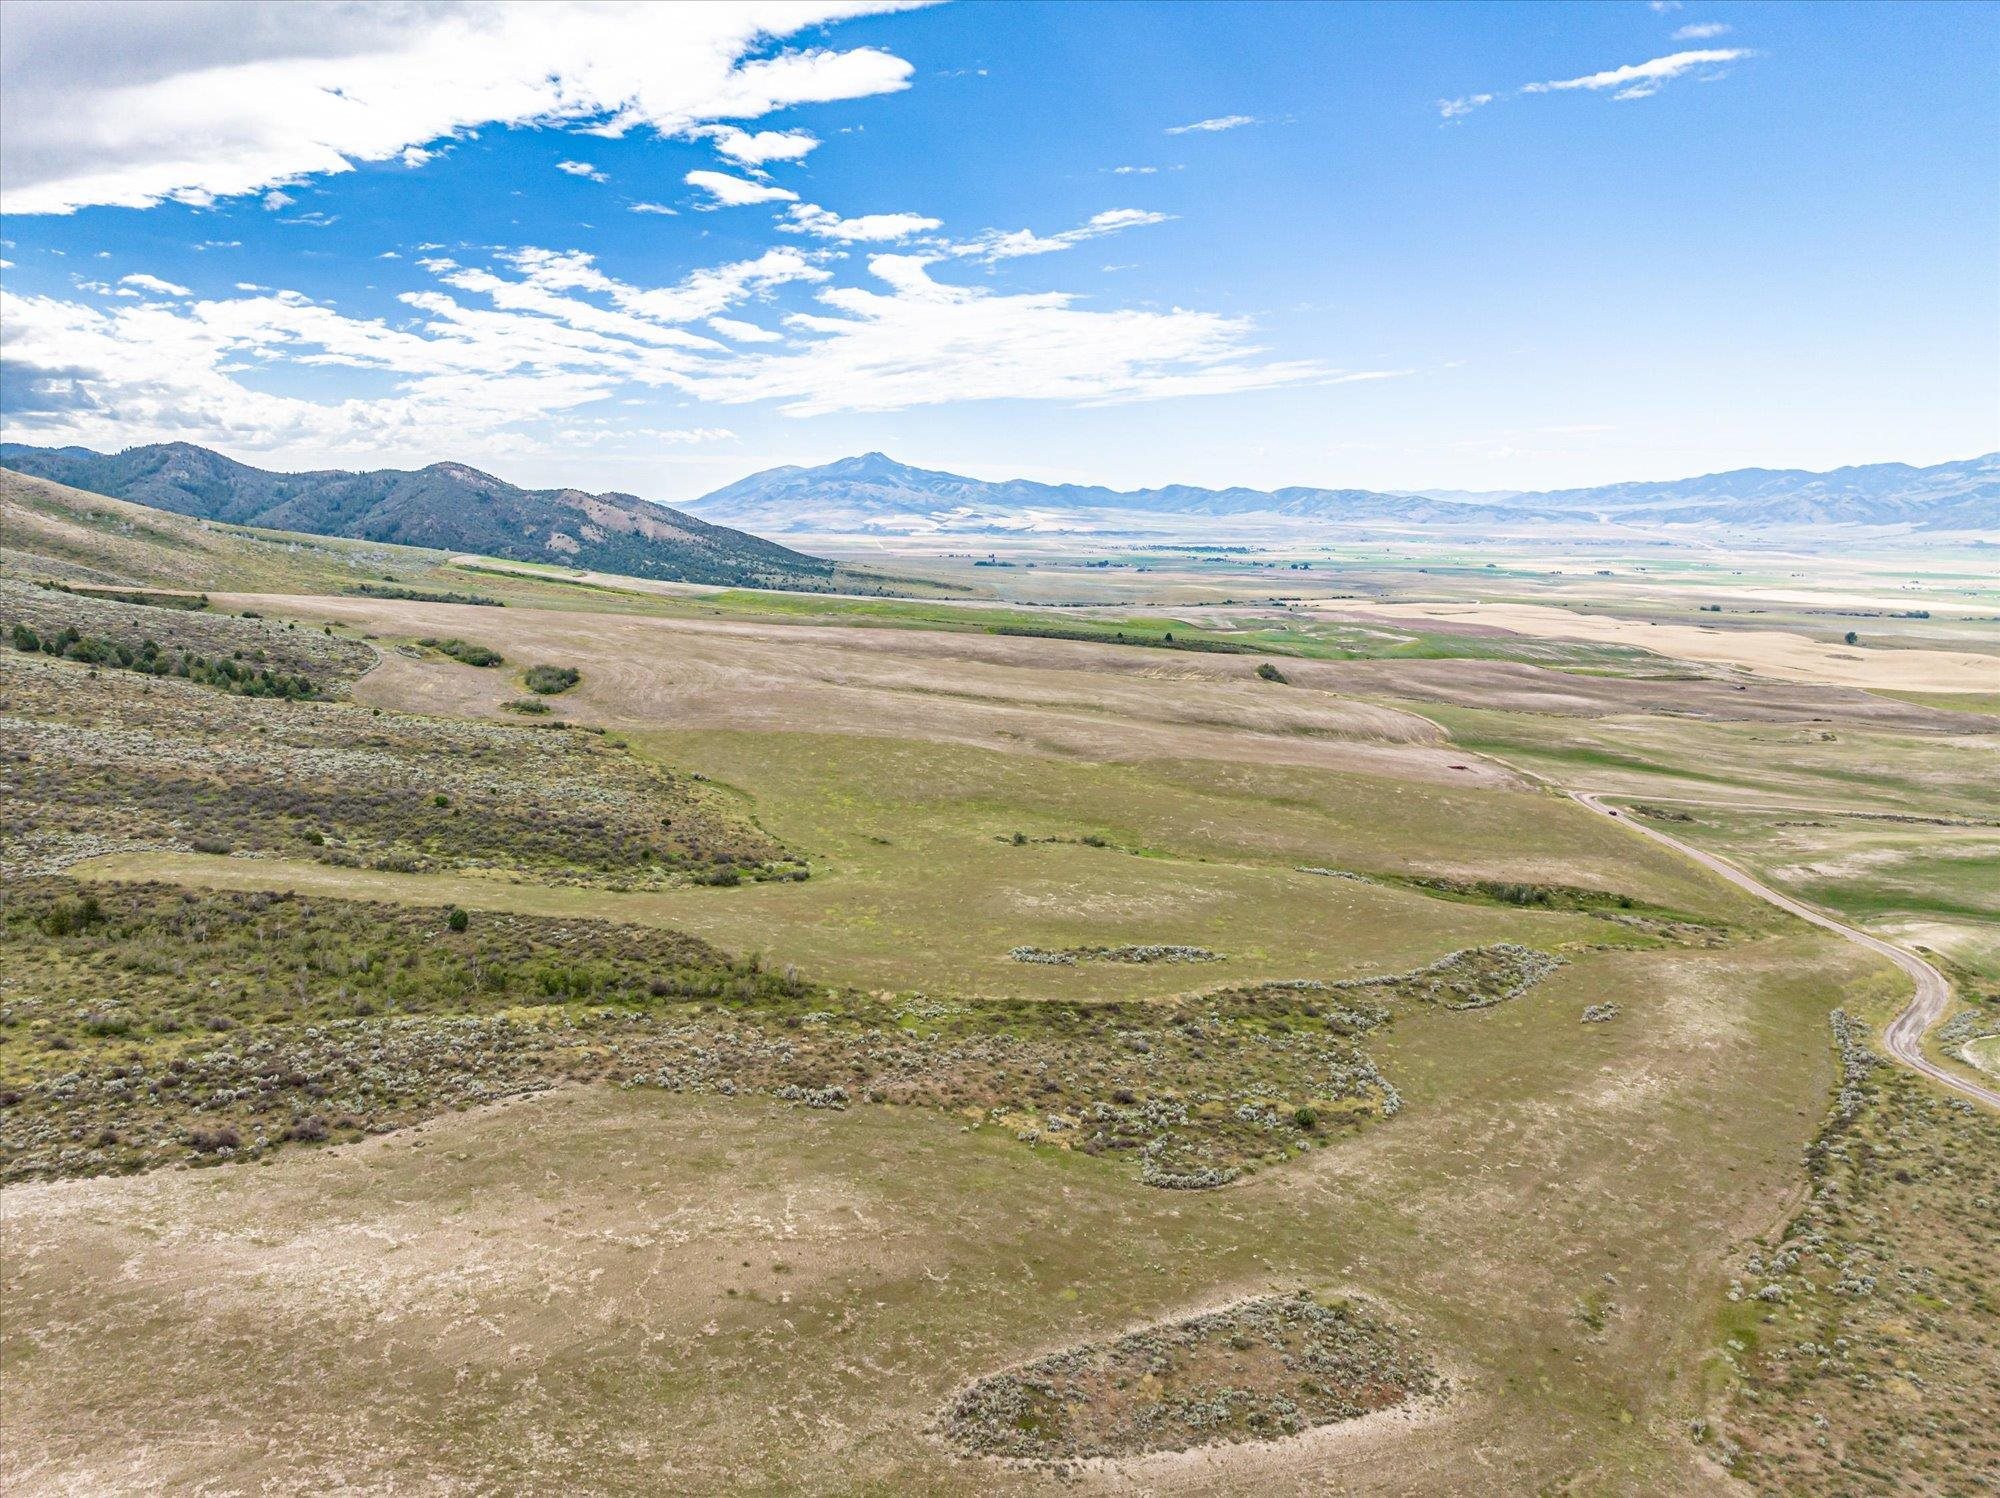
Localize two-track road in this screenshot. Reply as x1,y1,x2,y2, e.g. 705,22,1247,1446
1574,791,2000,1112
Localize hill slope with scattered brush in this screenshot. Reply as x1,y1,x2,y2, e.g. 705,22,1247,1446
0,442,834,588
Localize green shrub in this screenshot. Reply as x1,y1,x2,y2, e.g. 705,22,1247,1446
523,664,581,695
1256,662,1287,683
447,908,470,932
419,637,504,667
11,623,39,653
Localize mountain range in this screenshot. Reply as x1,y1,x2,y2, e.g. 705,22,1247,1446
0,442,834,589
685,451,2000,537
5,444,1992,571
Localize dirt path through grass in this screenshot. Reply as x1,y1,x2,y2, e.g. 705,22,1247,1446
1574,792,2000,1111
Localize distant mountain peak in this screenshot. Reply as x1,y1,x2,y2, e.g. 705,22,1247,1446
683,451,2000,538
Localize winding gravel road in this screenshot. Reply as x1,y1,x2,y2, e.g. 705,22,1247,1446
1575,792,2000,1112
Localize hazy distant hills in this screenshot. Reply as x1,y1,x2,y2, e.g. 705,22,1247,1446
0,442,834,588
687,451,2000,537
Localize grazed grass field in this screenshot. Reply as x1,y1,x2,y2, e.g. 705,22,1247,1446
4,503,1995,1495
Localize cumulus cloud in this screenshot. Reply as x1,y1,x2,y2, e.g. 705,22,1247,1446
780,203,941,242
0,242,1327,455
0,1,915,214
698,125,820,165
1165,114,1256,135
686,169,799,206
1521,48,1748,100
951,208,1171,263
118,272,194,297
557,160,609,182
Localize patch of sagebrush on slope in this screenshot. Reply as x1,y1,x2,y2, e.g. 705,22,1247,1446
0,651,800,885
3,577,373,698
938,1290,1441,1463
1705,1010,2000,1493
0,883,1564,1186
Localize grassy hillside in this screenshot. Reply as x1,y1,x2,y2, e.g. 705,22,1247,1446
2,442,836,588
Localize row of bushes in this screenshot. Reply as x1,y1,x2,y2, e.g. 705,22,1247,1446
11,623,319,699
419,636,504,667
989,624,1261,655
351,584,503,606
39,582,209,611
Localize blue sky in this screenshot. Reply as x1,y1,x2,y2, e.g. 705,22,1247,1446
1,0,1994,499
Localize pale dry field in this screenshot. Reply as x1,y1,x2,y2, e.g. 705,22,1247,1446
219,591,1513,786
9,547,1989,1495
3,931,1888,1496
1309,599,2000,693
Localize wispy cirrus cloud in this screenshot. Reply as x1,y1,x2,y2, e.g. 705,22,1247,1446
0,1,916,215
119,272,192,298
1440,46,1751,116
780,203,942,242
1437,93,1494,120
0,237,1330,455
1673,22,1731,40
1165,114,1256,135
950,208,1171,263
1521,48,1749,100
685,169,799,207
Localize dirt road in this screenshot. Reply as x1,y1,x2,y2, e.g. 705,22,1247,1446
1574,792,2000,1112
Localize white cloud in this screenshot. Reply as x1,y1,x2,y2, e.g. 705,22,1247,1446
685,169,799,206
951,208,1171,263
119,272,192,297
0,242,1327,452
400,145,435,169
699,255,1327,415
1437,93,1494,119
1522,48,1749,99
1649,1,1683,11
707,316,784,343
1165,114,1256,135
0,2,916,215
1673,22,1732,40
629,201,677,215
261,190,295,211
1111,165,1158,175
780,203,941,242
698,125,820,165
557,160,609,182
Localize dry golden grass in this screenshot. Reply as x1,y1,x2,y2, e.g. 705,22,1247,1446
1311,600,2000,694
220,591,1515,786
